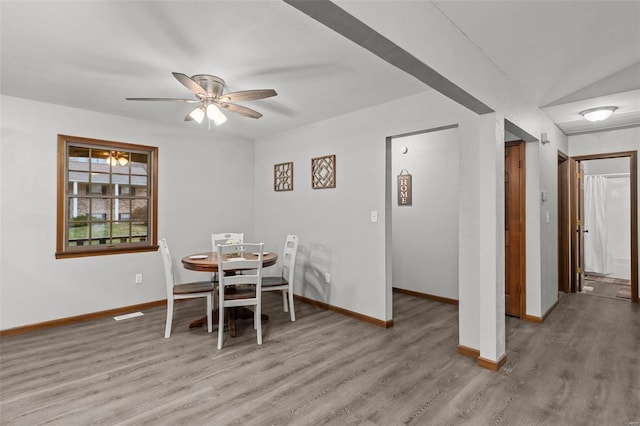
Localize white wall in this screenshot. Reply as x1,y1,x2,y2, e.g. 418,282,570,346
335,1,568,355
391,127,459,300
0,95,255,330
254,90,476,321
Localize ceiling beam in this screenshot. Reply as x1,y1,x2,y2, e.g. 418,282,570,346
284,0,493,115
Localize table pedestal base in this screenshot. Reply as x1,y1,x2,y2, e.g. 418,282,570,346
189,309,269,337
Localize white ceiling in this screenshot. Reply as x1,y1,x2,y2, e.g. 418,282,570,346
2,1,639,139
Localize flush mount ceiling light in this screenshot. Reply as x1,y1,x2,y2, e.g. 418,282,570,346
579,106,617,122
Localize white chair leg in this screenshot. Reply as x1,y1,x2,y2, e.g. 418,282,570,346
288,289,296,322
282,290,288,312
164,298,174,338
256,303,262,345
217,296,225,350
206,294,213,333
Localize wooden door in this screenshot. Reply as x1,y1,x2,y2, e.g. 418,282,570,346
505,143,525,317
570,160,585,292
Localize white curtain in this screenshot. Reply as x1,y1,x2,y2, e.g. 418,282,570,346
584,175,610,274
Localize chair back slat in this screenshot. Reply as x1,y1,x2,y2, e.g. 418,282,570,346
159,238,175,294
281,235,299,283
216,243,264,290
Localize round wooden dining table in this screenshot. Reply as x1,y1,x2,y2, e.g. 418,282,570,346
181,251,278,334
181,251,278,272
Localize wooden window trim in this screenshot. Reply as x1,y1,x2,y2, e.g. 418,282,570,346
56,135,158,259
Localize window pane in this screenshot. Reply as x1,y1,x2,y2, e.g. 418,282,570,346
112,151,130,172
112,174,129,186
131,175,147,188
69,223,89,246
68,197,90,221
90,173,110,194
117,184,133,196
112,221,131,240
67,175,88,194
91,198,111,221
132,221,148,242
68,146,90,171
131,200,147,221
115,199,131,220
131,152,148,176
90,221,111,245
91,149,111,173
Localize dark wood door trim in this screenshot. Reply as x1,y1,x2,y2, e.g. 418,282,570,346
571,151,638,303
558,152,570,293
569,158,586,292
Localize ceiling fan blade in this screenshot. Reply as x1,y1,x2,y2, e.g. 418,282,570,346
219,102,263,119
219,89,277,103
125,97,199,103
172,72,207,97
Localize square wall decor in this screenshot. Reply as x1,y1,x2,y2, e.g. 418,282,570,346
311,154,336,189
274,161,294,191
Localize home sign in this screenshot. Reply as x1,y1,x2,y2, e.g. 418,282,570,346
397,170,412,206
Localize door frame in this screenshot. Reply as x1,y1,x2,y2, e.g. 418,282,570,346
570,151,638,303
558,151,570,293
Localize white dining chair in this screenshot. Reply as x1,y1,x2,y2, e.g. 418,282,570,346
261,234,299,321
211,232,245,283
159,238,213,338
216,242,264,349
212,232,244,250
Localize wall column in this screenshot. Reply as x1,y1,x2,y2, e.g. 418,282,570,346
477,113,506,370
458,113,506,370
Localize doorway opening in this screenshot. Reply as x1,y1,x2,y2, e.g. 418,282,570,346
385,124,461,321
570,151,638,303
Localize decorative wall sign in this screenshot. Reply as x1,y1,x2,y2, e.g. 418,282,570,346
311,154,336,189
397,170,412,205
274,161,294,191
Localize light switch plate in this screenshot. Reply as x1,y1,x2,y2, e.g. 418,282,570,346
370,210,378,223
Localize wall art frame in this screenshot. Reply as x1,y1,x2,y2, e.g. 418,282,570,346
311,154,336,189
274,161,294,191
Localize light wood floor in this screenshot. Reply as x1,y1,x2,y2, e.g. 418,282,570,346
1,292,639,425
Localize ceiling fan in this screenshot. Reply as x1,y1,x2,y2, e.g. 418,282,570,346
126,72,277,125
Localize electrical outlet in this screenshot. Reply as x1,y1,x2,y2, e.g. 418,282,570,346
135,273,143,284
325,272,331,283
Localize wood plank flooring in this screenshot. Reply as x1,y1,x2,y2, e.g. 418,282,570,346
584,274,632,300
1,292,639,425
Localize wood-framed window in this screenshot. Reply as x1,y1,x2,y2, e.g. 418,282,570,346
56,135,158,258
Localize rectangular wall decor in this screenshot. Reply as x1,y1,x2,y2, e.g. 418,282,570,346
274,161,294,191
311,154,336,189
397,171,412,205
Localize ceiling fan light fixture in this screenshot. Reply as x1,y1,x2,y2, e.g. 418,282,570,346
579,106,617,122
189,106,205,123
206,104,227,126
